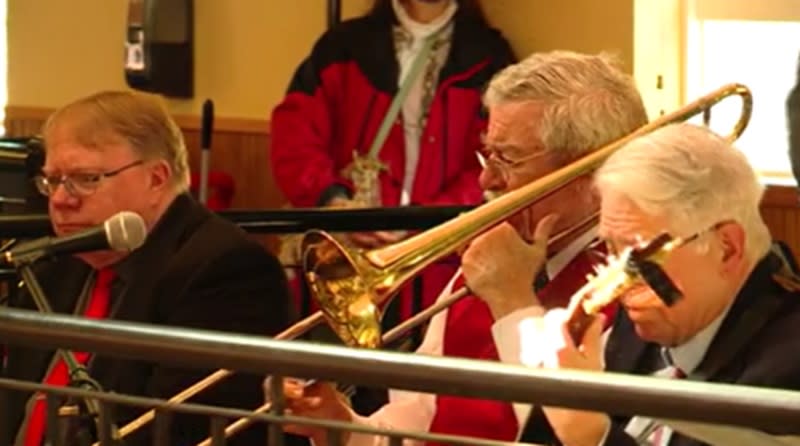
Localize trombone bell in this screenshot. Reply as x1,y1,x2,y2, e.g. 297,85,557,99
302,230,383,348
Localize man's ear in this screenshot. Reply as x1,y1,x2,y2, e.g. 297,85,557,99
148,160,172,194
716,222,746,277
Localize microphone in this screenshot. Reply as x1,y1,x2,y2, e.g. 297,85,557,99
2,211,147,266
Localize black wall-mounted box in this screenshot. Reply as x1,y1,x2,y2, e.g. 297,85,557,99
124,0,194,98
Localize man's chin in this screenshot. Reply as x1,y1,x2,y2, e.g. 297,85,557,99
74,251,125,269
631,321,675,346
483,190,501,202
53,224,90,236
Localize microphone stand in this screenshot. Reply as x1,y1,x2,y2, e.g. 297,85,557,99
13,260,121,446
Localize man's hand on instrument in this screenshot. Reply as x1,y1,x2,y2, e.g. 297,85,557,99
461,214,558,319
538,311,610,446
269,378,354,445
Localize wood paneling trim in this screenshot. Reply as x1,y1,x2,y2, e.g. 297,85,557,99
761,185,800,259
4,105,269,135
762,184,798,208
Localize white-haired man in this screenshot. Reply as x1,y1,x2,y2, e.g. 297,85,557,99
280,50,649,446
502,123,800,446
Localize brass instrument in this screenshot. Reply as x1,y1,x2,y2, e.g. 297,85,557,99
105,83,752,445
190,83,753,444
301,83,752,349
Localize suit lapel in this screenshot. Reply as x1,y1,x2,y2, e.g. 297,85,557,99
87,254,171,396
106,194,201,325
604,311,652,374
88,194,205,392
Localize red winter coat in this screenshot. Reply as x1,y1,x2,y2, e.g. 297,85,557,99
270,9,515,208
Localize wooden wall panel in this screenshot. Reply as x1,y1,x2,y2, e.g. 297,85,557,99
761,185,800,259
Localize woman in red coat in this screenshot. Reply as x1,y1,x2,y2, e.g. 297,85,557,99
270,0,515,342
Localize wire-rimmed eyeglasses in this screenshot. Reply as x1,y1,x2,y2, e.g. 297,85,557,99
34,160,145,198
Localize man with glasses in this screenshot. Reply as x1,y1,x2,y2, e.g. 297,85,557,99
0,91,296,446
279,50,650,446
507,123,800,446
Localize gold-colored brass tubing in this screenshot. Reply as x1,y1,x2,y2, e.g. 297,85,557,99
301,83,752,350
195,286,472,445
198,83,752,444
109,84,752,444
98,311,325,444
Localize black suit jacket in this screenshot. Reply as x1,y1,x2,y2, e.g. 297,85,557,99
0,194,298,445
520,247,800,446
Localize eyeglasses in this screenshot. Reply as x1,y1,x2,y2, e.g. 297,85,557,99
476,147,550,174
602,221,728,258
34,160,145,198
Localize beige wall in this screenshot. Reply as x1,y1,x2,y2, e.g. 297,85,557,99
633,0,684,120
483,0,634,71
8,0,636,119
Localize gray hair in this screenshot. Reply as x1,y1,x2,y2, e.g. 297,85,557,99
595,122,771,262
484,50,649,160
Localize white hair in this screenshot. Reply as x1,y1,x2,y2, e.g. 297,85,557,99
595,123,771,262
484,50,649,160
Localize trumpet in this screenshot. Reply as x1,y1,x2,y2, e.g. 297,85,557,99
105,83,752,445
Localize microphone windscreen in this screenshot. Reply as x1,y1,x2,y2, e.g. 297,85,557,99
105,211,147,252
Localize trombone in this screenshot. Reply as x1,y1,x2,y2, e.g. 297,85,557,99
104,83,753,445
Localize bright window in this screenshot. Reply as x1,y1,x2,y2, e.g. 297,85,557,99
685,2,800,184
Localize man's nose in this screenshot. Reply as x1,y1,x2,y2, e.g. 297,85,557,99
479,166,505,194
48,183,79,207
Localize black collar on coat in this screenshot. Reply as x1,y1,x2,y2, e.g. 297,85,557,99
339,8,512,95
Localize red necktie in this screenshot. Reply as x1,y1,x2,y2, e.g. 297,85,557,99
24,268,114,446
